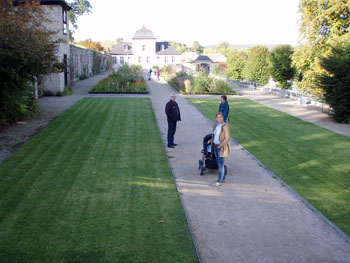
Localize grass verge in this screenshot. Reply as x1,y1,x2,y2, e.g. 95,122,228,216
0,98,197,263
189,98,350,236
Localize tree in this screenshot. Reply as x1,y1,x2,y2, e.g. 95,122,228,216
269,45,295,89
226,49,247,81
75,39,106,52
292,0,350,94
0,0,63,124
192,41,203,54
169,41,188,53
116,37,124,44
67,0,92,41
317,39,350,123
243,45,270,84
217,41,235,57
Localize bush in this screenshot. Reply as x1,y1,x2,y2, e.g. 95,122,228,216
0,76,37,125
317,40,350,123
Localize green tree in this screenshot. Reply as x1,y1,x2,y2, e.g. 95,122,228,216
68,0,92,41
292,0,350,94
0,0,63,124
243,45,270,84
317,39,350,122
226,50,247,81
192,41,203,54
169,41,188,53
116,37,124,44
217,41,235,57
269,45,295,89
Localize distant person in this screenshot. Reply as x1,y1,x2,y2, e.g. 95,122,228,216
156,68,160,81
165,94,181,148
211,112,231,187
148,68,152,81
219,95,229,123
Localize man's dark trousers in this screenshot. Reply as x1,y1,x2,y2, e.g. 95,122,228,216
167,120,177,146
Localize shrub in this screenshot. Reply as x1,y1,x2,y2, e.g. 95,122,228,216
55,91,63,96
317,40,350,123
0,76,37,125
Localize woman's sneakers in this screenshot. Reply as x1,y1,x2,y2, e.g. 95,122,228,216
210,182,222,187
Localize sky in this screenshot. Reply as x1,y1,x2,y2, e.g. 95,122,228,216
73,0,301,47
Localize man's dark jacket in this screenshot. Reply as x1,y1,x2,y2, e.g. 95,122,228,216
165,100,181,122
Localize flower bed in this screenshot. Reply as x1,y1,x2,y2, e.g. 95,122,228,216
89,65,148,94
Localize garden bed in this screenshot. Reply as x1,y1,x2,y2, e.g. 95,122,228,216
89,65,148,94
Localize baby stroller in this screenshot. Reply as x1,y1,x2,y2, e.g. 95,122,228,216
198,134,227,175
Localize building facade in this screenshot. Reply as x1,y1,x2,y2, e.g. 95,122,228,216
110,26,181,69
39,0,72,93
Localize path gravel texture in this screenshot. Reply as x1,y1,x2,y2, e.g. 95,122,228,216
147,78,350,263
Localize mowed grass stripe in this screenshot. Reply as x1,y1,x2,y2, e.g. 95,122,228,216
0,98,197,263
189,98,350,235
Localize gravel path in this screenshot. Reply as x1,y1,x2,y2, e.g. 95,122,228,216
147,77,350,263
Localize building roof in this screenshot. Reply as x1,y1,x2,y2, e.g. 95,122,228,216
206,53,227,62
14,0,72,10
194,55,213,63
132,26,156,39
156,42,180,55
110,42,133,55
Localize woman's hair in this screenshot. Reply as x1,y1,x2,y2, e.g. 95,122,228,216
216,112,224,118
221,95,227,101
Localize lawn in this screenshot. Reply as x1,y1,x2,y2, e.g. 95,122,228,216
189,98,350,236
0,98,197,263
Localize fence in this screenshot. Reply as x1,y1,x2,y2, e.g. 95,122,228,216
227,78,331,114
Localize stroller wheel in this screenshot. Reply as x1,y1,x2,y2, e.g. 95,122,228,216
200,164,204,175
198,160,202,169
224,165,227,176
198,160,204,175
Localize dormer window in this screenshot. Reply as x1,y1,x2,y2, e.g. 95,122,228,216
161,44,165,51
124,45,128,52
142,45,146,51
62,10,67,35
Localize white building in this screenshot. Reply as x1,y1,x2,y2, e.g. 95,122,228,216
110,26,181,69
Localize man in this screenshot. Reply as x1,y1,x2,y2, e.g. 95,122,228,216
165,94,181,148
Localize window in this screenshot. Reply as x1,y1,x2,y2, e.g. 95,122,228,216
128,57,131,62
157,56,160,61
146,57,150,63
62,10,68,35
124,45,128,52
164,56,168,63
112,56,117,64
138,57,142,63
172,56,175,63
142,45,146,51
120,57,124,65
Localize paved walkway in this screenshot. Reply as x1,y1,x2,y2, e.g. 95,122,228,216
146,77,350,263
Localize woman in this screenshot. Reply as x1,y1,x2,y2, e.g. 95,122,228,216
211,112,231,187
218,95,229,123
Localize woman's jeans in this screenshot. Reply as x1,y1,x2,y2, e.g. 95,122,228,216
214,147,225,183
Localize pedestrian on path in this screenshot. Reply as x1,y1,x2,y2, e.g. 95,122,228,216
211,112,231,187
156,68,160,81
219,95,229,123
165,94,181,148
148,68,152,81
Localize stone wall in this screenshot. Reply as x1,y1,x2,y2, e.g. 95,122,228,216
70,45,112,83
